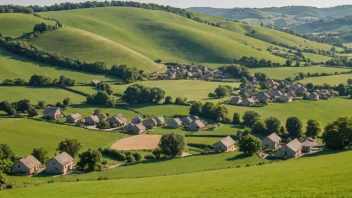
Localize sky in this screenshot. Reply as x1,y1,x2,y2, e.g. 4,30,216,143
1,0,352,8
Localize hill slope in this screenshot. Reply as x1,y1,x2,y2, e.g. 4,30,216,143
295,16,352,33
38,7,286,66
2,150,352,197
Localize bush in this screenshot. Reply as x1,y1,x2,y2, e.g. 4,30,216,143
144,155,156,160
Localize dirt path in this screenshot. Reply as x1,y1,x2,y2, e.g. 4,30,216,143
111,135,161,150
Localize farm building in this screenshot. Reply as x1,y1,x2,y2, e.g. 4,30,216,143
85,115,100,126
181,117,193,126
144,118,158,129
132,117,143,124
274,139,302,158
190,116,200,121
296,87,307,95
97,113,107,120
91,80,101,86
108,114,128,126
11,155,41,176
301,137,319,153
66,113,82,123
308,92,320,101
46,152,74,175
241,98,256,106
125,123,146,135
279,95,293,103
167,118,183,129
43,107,64,119
214,136,236,153
256,92,271,101
154,116,165,126
262,133,282,149
188,120,206,131
231,96,242,104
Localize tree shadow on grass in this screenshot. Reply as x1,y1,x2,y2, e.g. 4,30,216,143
301,148,352,159
226,153,251,161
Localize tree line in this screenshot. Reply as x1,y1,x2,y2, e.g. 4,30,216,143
2,75,75,86
189,102,229,122
122,84,165,104
233,56,281,67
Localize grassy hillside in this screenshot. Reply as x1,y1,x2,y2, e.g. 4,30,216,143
30,27,162,72
299,73,352,85
2,150,352,197
39,7,286,65
0,13,55,38
0,48,116,83
0,118,123,157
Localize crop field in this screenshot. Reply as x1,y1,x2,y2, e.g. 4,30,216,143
0,86,86,104
111,135,161,150
226,97,352,129
0,13,55,38
0,48,116,83
249,66,350,80
299,73,352,85
0,118,124,157
3,150,352,197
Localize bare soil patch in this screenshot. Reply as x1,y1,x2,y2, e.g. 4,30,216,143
111,135,161,150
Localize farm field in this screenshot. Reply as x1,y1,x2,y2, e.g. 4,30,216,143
226,97,352,129
30,27,162,72
0,13,55,38
111,135,161,150
299,73,352,85
0,86,86,104
40,7,287,65
249,66,350,80
3,150,352,197
0,48,116,83
0,118,124,157
303,53,332,62
127,104,190,117
150,124,242,136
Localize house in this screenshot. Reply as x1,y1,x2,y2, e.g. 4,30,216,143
256,92,271,101
66,113,82,123
108,115,128,127
188,120,206,131
308,92,320,101
181,117,193,126
167,118,183,129
190,116,200,121
97,113,107,120
296,87,307,95
46,152,74,175
144,118,158,129
274,139,302,158
43,107,64,119
240,98,256,106
272,90,283,97
214,136,236,153
154,116,165,126
132,117,143,124
231,96,242,104
11,156,41,176
301,137,319,153
85,115,100,126
279,95,293,103
91,80,101,86
125,123,146,135
242,89,254,97
262,133,282,149
286,91,296,98
267,80,279,89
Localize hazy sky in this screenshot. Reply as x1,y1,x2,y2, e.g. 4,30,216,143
1,0,352,8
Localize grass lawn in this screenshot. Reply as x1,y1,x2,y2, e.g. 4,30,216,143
0,86,86,104
299,73,352,85
226,97,352,129
249,66,351,80
186,137,222,145
0,118,124,157
0,48,116,83
3,150,352,197
128,104,190,117
150,124,242,136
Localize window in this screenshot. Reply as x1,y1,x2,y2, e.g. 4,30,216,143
18,165,20,168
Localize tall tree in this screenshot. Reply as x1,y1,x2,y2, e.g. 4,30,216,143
77,149,102,171
252,120,267,135
286,117,303,138
57,139,83,158
233,113,241,125
322,117,352,149
31,148,49,164
238,134,261,155
265,117,281,135
158,133,186,158
242,111,261,127
305,120,321,138
189,101,203,116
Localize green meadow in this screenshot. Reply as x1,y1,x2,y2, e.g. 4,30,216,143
150,124,241,136
299,73,352,85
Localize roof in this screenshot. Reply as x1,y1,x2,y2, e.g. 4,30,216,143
217,136,236,147
301,137,319,147
43,107,62,116
245,98,255,103
286,139,302,152
97,113,107,119
170,118,182,125
266,133,282,143
87,115,99,122
192,120,205,128
134,123,146,131
91,80,101,84
132,117,143,123
69,113,81,120
154,116,165,123
19,155,41,169
53,152,74,166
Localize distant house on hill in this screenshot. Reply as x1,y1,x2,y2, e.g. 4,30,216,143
274,139,302,158
279,95,293,103
46,152,74,175
85,115,100,126
296,87,307,95
43,107,64,119
66,113,82,123
231,96,242,104
181,117,193,126
256,92,271,101
91,80,101,86
167,118,183,129
11,155,41,176
308,92,319,101
262,133,282,149
187,120,206,131
214,136,236,153
144,118,158,129
108,114,128,127
154,116,165,126
125,123,146,135
301,137,319,153
240,98,256,106
97,113,107,120
132,117,143,124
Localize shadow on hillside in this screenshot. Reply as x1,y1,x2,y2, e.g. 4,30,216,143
226,153,251,161
301,148,352,159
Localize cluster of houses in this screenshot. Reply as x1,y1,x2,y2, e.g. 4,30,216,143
166,116,208,131
262,133,319,158
231,80,338,106
11,152,74,176
162,65,231,81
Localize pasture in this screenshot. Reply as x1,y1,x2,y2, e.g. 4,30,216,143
0,118,124,157
150,124,242,136
111,135,161,150
249,66,350,80
0,86,86,104
299,73,352,85
3,150,352,197
128,104,190,117
0,48,116,83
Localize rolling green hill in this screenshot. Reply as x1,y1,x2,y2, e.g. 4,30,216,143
295,16,352,33
38,7,286,66
0,13,55,38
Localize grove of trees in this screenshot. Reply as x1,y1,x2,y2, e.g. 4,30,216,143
122,84,165,104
